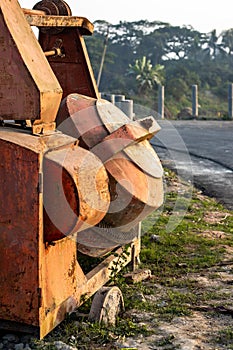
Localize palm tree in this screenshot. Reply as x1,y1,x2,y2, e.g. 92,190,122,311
128,56,164,94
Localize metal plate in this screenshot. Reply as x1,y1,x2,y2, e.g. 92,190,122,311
76,224,138,253
124,139,163,178
96,99,130,133
96,100,163,178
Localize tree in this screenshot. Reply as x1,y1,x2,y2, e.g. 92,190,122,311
160,26,205,60
136,30,168,64
221,29,233,55
128,56,164,94
203,29,225,59
85,18,233,114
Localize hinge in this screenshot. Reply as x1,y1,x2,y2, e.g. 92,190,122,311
38,172,43,193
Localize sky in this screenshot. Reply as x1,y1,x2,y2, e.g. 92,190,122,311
19,0,233,34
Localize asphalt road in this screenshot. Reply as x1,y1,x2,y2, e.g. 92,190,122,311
151,120,233,209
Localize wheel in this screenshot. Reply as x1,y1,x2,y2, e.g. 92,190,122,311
33,0,71,34
88,286,124,326
33,0,71,16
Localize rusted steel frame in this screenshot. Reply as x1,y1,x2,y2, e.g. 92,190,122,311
0,131,42,327
40,239,140,338
0,0,62,133
83,239,141,298
0,129,144,338
131,225,141,271
24,14,94,35
38,29,99,99
22,8,46,16
32,122,57,135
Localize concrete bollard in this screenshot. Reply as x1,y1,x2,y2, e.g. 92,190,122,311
192,85,198,117
100,93,134,119
116,99,134,120
158,85,164,119
114,94,125,102
100,92,115,104
228,84,233,119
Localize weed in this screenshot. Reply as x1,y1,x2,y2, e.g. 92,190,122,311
155,334,177,347
215,327,233,348
109,245,131,284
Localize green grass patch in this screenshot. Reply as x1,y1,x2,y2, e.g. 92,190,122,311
140,174,233,282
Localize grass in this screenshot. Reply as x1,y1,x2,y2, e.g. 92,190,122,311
32,317,151,350
140,193,229,279
215,328,233,349
29,168,233,349
155,334,177,348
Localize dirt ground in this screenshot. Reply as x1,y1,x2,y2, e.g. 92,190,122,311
119,260,233,349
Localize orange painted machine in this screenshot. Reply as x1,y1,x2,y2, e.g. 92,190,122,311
0,0,163,338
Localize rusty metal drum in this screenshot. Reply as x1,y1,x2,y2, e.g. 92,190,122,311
43,143,110,242
56,93,163,256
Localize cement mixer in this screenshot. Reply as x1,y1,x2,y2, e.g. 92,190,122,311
0,0,163,338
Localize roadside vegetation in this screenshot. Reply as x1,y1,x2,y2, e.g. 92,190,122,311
26,168,233,349
85,22,233,118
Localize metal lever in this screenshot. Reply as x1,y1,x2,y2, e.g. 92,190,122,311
44,47,62,57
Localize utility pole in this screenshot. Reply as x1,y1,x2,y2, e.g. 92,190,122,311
97,27,109,88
